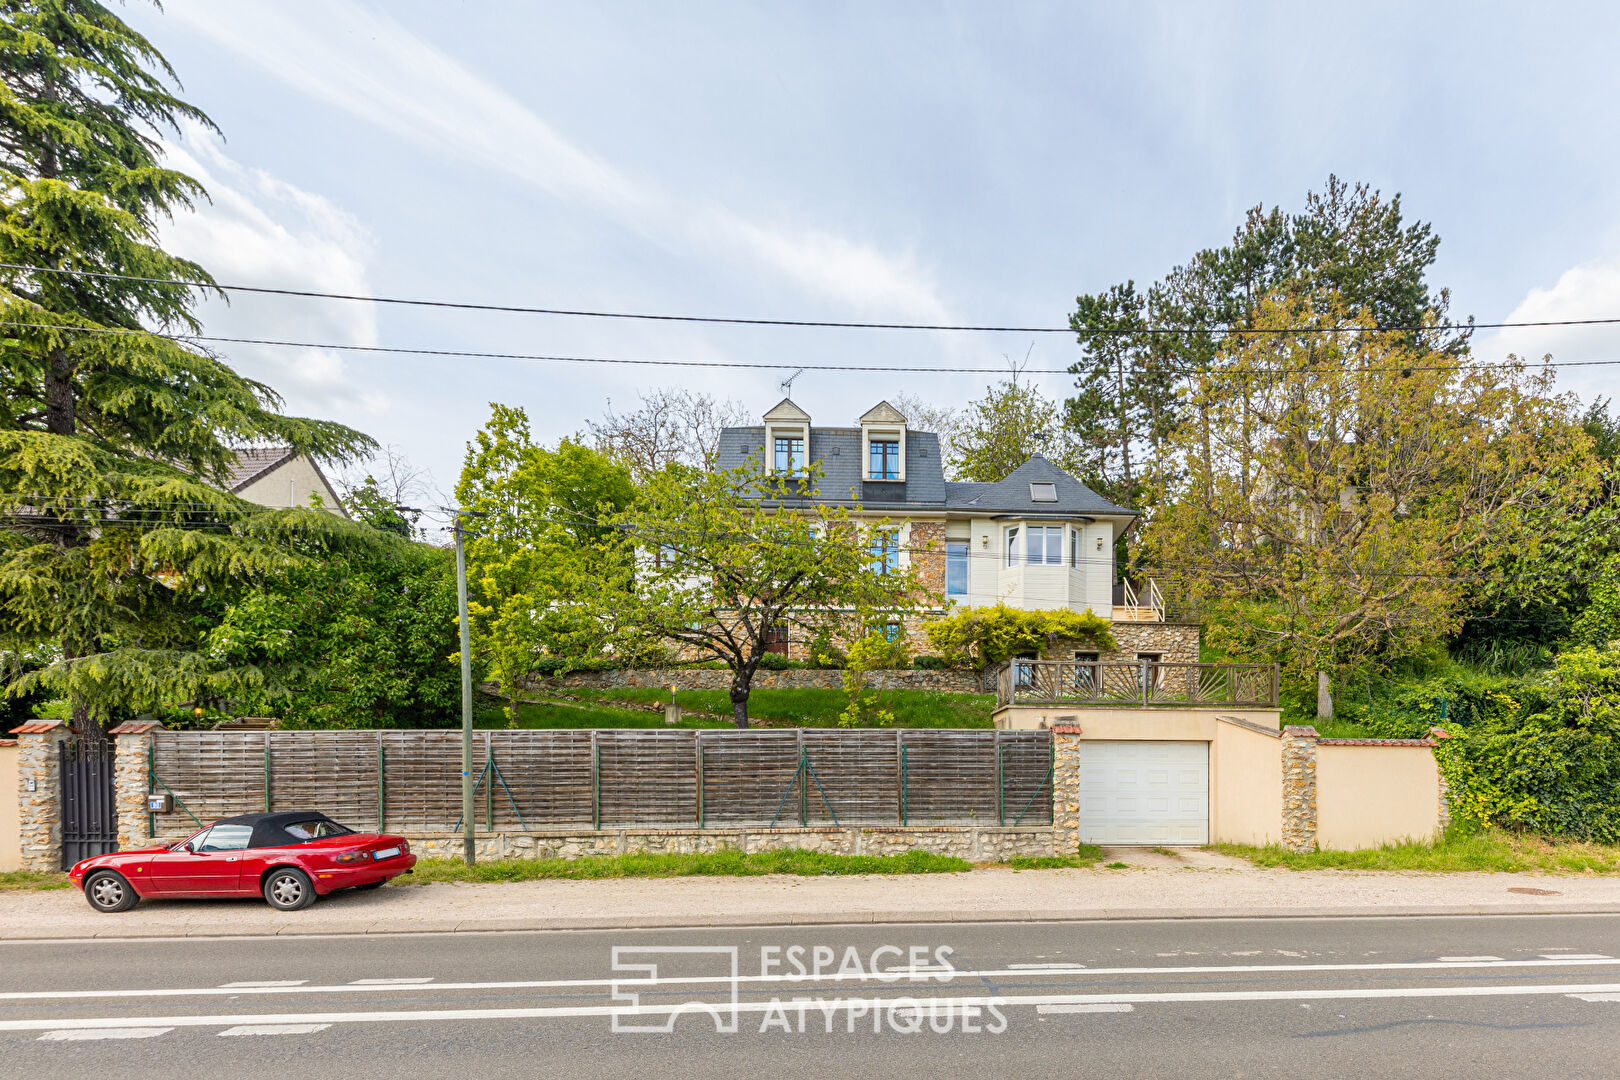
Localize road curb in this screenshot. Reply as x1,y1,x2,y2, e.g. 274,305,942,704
7,901,1620,942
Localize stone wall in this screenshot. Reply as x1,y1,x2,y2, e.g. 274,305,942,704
1050,726,1083,855
1280,726,1319,853
135,825,1056,862
545,666,984,694
14,721,71,872
1088,622,1200,665
110,722,161,849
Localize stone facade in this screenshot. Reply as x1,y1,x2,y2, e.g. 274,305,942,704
1281,726,1319,853
546,666,983,694
1054,622,1200,665
110,722,161,849
14,721,72,872
1050,726,1083,855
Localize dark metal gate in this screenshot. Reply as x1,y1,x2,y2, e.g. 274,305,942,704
60,739,118,869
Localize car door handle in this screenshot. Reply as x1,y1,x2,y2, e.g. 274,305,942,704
225,857,238,862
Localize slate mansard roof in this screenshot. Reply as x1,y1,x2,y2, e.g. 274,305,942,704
714,422,1135,520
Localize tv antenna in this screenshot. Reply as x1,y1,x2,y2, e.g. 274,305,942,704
779,368,805,397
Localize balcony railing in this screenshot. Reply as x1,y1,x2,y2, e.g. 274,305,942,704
993,660,1279,710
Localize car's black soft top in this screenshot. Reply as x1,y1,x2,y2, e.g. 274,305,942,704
211,811,351,849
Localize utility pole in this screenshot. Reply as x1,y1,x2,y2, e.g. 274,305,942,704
452,509,484,865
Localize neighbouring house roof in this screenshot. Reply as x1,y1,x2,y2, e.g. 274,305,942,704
225,446,299,492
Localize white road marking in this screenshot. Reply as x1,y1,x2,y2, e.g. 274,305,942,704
1542,954,1612,960
38,1028,172,1041
1438,956,1503,962
6,981,1620,1032
349,978,433,985
220,981,308,988
1037,1003,1133,1014
218,1024,331,1036
1568,992,1620,1002
4,956,1616,1004
1009,963,1087,970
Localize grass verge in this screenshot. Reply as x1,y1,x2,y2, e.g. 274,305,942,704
1004,845,1104,870
397,848,972,883
1212,829,1620,874
0,870,71,890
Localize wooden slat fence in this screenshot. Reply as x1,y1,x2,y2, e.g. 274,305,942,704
149,729,1053,834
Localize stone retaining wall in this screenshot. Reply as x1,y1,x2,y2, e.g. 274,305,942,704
541,667,984,694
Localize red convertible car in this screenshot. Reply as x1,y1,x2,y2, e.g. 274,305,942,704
68,811,416,913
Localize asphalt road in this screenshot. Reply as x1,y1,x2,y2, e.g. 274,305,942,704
4,914,1620,1078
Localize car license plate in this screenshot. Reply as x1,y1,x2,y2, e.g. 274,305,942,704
373,846,401,860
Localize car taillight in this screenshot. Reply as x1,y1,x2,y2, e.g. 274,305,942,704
401,841,409,854
334,851,370,865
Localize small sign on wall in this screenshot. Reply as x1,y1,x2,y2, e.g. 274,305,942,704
146,792,172,813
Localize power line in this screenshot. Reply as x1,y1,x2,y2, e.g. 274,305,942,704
1,261,1609,337
1,318,1616,378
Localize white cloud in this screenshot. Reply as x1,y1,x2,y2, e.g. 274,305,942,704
156,124,386,416
161,0,951,323
1479,258,1620,408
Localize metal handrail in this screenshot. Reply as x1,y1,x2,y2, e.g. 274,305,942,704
992,659,1279,709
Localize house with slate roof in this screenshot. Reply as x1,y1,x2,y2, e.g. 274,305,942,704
714,398,1197,664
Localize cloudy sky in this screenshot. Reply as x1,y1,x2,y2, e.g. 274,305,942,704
125,2,1620,518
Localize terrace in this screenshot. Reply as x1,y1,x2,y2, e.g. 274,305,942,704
992,659,1279,710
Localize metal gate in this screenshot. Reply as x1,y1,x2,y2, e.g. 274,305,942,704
60,739,118,869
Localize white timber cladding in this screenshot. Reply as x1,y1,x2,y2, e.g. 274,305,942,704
971,518,1119,614
1077,740,1210,845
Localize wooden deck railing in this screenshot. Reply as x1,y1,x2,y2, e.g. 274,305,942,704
994,660,1278,709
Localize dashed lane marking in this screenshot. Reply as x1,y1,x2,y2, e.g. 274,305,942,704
219,1024,332,1036
1009,963,1088,970
349,978,433,985
38,1028,172,1041
1542,954,1613,961
1037,1003,1133,1014
8,981,1620,1033
1568,993,1620,1002
1438,956,1504,962
220,981,308,988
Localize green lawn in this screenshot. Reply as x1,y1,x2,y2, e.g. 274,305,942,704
0,870,70,890
1214,829,1620,874
550,687,995,728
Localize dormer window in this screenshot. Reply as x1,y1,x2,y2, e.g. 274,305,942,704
869,438,900,480
774,435,805,474
1029,482,1057,503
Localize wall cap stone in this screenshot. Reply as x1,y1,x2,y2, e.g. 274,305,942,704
108,721,163,735
11,720,66,734
1216,715,1283,738
1281,725,1320,738
1429,727,1451,740
1316,737,1436,747
0,738,15,746
1050,724,1084,734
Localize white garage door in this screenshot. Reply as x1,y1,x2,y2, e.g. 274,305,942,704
1077,741,1209,845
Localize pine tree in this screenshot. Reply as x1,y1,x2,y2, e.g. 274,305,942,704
0,2,374,736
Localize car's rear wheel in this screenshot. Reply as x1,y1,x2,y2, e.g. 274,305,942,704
262,868,316,911
84,870,138,913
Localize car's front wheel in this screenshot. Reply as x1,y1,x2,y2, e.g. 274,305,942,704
84,870,139,913
262,868,316,911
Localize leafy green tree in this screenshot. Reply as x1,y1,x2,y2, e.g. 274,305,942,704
947,380,1070,483
203,542,460,728
456,405,636,715
0,2,372,736
1143,296,1599,684
570,458,930,728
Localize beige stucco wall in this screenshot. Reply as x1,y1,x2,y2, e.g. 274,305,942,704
1210,718,1283,846
236,455,347,517
1315,743,1442,851
0,742,19,872
994,706,1280,735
